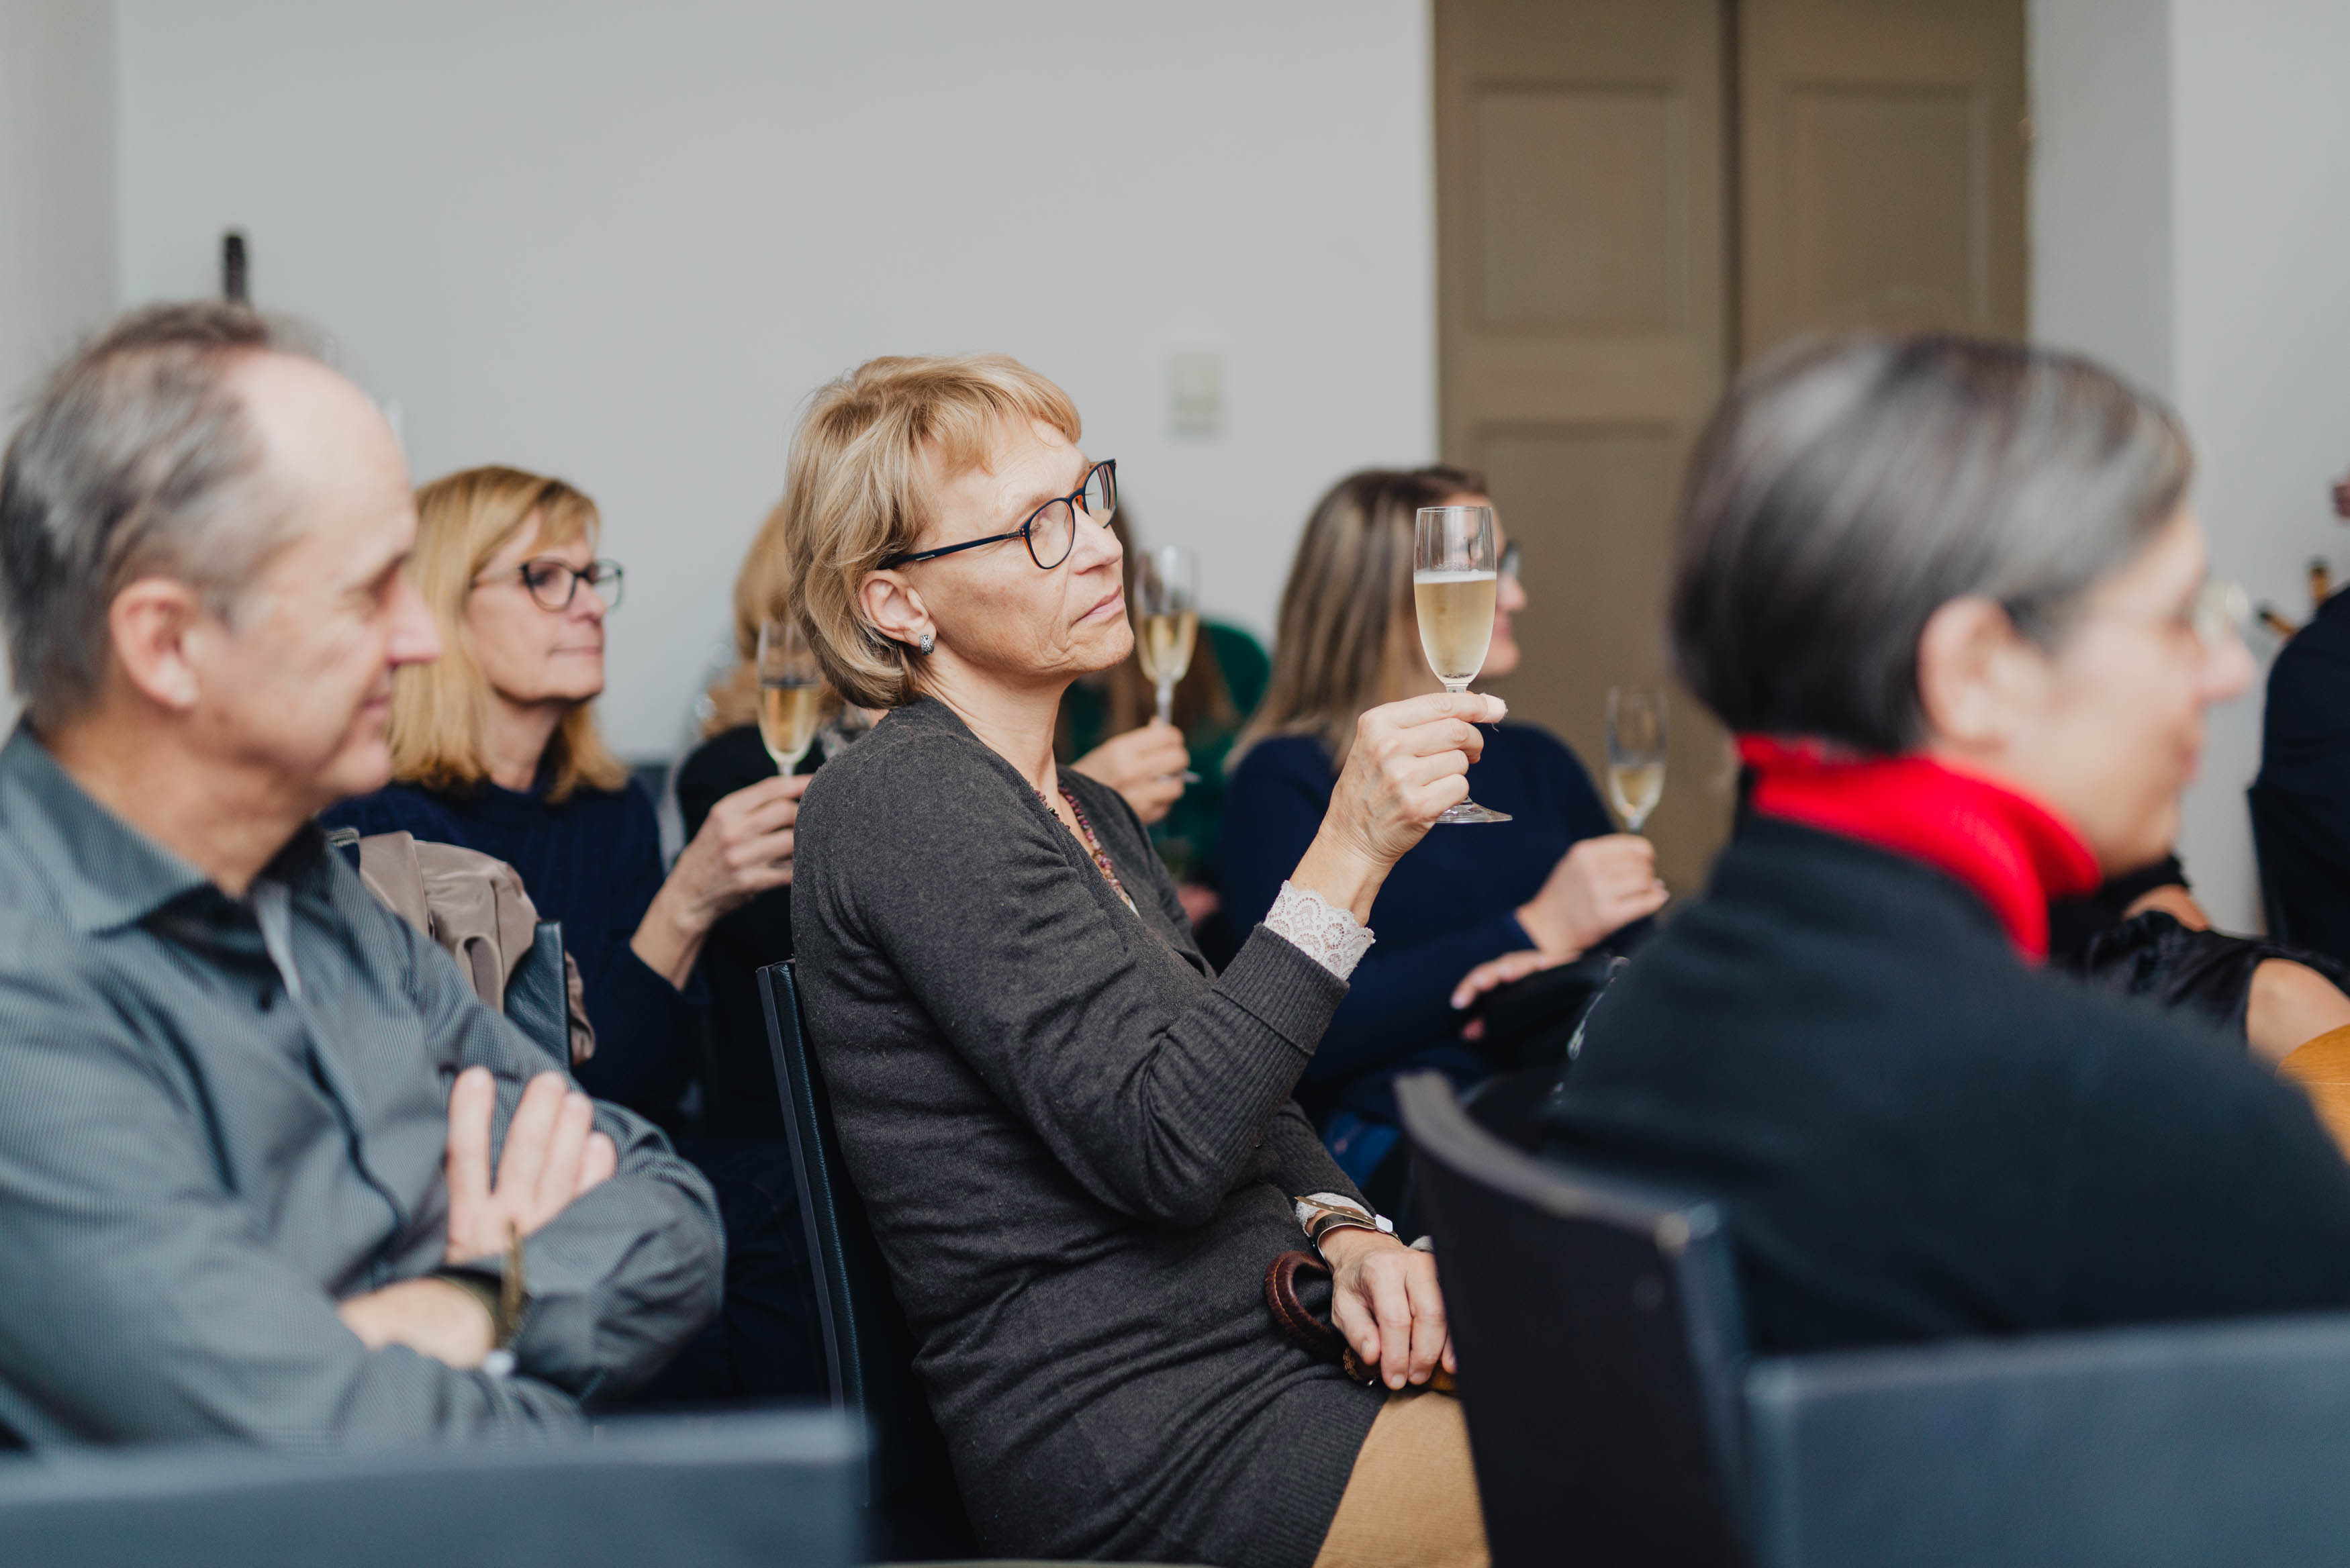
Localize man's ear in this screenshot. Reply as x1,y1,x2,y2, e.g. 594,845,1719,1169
107,577,209,713
1915,593,2042,752
858,571,931,650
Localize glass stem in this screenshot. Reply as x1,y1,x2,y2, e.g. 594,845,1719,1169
1156,679,1174,726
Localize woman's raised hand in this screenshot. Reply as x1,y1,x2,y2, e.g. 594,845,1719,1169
1291,691,1506,922
630,771,807,988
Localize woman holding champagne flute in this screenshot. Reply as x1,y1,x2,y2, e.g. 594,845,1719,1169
324,467,822,1401
1217,465,1667,1204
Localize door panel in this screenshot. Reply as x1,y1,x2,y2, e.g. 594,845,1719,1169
1740,0,2028,356
1437,0,1732,893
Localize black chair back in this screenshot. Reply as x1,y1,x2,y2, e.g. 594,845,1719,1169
1398,1071,1750,1568
0,1410,861,1567
757,961,975,1560
505,920,570,1065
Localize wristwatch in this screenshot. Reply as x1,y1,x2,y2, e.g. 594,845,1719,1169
1292,1192,1394,1257
431,1222,530,1376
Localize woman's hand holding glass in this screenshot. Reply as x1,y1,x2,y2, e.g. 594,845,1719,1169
1321,1225,1454,1390
1068,718,1190,826
1291,691,1507,922
630,771,807,987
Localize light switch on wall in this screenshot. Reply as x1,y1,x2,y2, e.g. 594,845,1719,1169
1168,348,1223,437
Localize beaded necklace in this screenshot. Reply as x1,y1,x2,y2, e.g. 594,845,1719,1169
1039,783,1137,915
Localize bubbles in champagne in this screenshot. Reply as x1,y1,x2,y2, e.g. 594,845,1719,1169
1413,570,1497,688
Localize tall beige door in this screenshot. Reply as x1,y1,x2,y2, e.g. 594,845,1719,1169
1435,0,1732,893
1739,0,2029,356
1437,0,2028,893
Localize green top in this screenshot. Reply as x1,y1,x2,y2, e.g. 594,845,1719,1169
1060,620,1270,882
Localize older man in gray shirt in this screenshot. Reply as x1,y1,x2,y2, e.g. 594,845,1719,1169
0,303,721,1446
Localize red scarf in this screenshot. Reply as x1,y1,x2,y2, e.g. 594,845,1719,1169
1736,735,2102,961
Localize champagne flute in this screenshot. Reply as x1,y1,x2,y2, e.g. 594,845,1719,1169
1606,686,1668,833
1413,505,1511,825
1133,545,1202,781
756,616,825,774
1133,546,1200,726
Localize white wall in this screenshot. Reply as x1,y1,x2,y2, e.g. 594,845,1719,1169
115,1,1437,758
2033,0,2350,930
0,0,115,728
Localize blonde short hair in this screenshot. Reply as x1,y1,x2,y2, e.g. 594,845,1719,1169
1235,465,1487,769
703,496,792,734
785,354,1082,710
387,464,630,803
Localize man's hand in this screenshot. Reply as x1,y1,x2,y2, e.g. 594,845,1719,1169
336,1277,496,1369
1322,1226,1453,1391
444,1068,618,1265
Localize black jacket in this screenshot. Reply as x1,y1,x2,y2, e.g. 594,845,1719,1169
1543,816,2350,1356
2254,588,2350,964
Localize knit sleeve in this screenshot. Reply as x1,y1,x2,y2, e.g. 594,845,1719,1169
798,729,1347,1230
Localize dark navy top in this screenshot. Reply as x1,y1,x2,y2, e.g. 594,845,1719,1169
1213,722,1619,1128
321,775,695,1120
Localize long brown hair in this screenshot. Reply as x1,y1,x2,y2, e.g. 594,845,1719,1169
387,465,630,803
1234,464,1487,767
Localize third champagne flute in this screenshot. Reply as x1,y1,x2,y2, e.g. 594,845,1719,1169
1413,505,1511,825
1133,546,1199,726
756,616,825,774
1605,685,1668,833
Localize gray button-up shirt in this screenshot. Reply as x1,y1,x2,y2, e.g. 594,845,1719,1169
0,729,722,1447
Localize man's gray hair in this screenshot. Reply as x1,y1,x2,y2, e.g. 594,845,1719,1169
1668,333,2192,754
0,301,328,726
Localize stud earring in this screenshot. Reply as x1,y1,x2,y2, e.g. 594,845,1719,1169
918,631,935,654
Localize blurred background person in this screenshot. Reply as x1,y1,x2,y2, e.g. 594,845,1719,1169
322,465,820,1402
1545,334,2350,1355
1216,464,1665,1210
1058,503,1270,944
2251,482,2350,967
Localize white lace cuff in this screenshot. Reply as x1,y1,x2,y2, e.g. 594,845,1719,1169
1264,881,1374,980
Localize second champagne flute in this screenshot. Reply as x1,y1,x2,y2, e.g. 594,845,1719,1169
1413,504,1511,825
756,616,825,774
1605,685,1668,833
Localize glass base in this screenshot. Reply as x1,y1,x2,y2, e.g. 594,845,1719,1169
1435,799,1513,825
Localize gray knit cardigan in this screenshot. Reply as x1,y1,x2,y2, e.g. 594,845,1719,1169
792,697,1383,1567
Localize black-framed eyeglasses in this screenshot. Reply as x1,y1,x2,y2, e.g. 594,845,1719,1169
878,459,1117,571
476,557,626,612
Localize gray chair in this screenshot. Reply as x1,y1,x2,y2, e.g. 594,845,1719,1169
1746,1316,2350,1568
1399,1070,2350,1568
759,961,978,1561
0,1409,862,1567
1398,1070,1749,1568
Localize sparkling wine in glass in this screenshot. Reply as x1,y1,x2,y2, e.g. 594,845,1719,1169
756,616,825,773
1413,505,1511,825
1606,685,1668,833
1133,546,1200,726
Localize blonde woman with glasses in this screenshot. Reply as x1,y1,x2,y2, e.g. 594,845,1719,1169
322,465,823,1402
788,354,1496,1568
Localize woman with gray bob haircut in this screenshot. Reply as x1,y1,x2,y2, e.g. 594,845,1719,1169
1544,334,2350,1356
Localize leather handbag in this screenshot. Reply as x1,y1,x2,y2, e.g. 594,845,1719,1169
1264,1249,1456,1393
